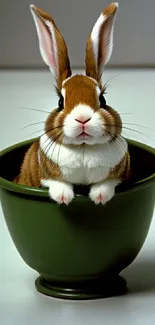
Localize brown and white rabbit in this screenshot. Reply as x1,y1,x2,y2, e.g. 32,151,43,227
14,2,130,205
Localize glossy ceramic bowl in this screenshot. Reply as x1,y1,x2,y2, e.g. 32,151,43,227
0,138,155,300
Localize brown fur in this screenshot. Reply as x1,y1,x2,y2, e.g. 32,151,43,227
108,151,131,182
103,3,118,16
63,75,99,111
39,149,62,180
99,106,122,139
14,140,41,187
14,140,63,187
98,16,115,73
85,37,99,82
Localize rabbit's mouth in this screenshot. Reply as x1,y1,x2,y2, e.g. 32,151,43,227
77,131,92,138
62,133,112,146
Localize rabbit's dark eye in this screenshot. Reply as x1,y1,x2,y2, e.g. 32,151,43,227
58,95,64,111
99,93,106,109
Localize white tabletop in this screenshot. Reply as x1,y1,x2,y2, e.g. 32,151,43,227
0,69,155,325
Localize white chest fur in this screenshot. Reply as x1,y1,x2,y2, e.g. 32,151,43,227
40,135,128,184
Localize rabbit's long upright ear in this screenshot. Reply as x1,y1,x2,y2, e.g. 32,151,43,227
30,5,72,90
85,2,118,83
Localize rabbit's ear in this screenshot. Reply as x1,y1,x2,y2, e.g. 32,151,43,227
85,2,118,82
30,5,72,90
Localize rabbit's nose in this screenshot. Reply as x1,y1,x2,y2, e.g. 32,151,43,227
75,117,91,124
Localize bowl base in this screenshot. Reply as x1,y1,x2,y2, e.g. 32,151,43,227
35,275,128,300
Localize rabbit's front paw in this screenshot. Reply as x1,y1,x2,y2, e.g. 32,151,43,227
89,180,119,205
41,179,74,205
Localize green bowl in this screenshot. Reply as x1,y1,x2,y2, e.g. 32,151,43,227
0,138,155,300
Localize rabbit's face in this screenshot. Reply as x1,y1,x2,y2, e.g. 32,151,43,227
45,75,122,145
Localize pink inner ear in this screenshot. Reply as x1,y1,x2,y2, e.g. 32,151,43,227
36,15,56,69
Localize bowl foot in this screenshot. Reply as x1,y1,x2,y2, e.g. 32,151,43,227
35,275,128,300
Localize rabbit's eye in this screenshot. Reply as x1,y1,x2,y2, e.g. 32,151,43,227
99,94,106,109
58,95,64,111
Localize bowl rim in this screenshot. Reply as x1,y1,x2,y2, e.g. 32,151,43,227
0,137,155,198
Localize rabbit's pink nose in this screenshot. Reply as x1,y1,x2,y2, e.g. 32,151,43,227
75,117,91,124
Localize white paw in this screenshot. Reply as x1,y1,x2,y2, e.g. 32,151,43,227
41,179,74,205
89,180,120,205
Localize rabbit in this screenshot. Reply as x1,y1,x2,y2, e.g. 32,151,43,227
14,2,131,205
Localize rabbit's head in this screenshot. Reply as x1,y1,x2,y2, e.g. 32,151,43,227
30,3,121,146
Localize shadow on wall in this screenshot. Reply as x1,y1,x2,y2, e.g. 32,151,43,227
122,258,155,293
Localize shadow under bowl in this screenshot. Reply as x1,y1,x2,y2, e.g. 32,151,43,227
0,138,155,300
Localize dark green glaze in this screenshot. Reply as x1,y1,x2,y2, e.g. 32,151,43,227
0,138,155,299
35,275,128,300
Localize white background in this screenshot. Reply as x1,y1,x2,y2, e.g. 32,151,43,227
0,69,155,324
